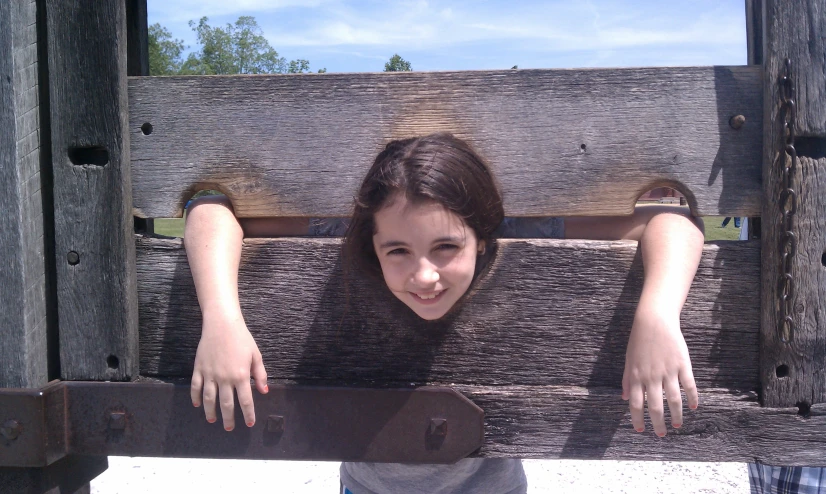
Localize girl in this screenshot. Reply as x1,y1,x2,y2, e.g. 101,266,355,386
184,133,704,494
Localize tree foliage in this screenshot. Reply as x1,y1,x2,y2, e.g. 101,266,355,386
148,23,185,75
384,54,412,72
148,16,322,75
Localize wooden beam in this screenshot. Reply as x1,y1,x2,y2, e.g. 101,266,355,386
0,0,49,388
137,237,761,392
125,0,149,77
760,0,826,408
128,66,763,219
46,0,139,380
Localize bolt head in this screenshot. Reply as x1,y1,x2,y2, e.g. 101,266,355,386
1,420,22,441
729,115,746,130
67,251,80,265
266,415,284,433
108,412,127,430
428,418,448,437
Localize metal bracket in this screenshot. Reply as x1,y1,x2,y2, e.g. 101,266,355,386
1,381,484,467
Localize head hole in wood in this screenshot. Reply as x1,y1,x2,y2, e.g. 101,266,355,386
776,364,789,378
107,355,119,370
140,122,153,135
68,146,109,167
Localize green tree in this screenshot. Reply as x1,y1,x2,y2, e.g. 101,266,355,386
180,16,314,75
384,54,412,72
147,23,185,75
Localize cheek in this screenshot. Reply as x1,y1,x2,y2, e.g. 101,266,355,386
377,258,407,291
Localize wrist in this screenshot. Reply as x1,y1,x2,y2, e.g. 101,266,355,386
201,304,245,332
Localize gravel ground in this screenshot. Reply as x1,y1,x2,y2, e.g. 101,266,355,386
91,458,749,493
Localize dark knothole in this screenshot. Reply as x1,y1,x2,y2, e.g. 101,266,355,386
776,365,789,378
797,401,811,418
821,250,825,268
107,355,120,370
140,122,153,135
68,146,109,166
580,143,587,152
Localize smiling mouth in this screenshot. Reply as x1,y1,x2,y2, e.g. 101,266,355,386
410,290,447,304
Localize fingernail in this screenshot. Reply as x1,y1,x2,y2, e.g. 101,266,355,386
193,402,200,408
690,404,698,410
207,418,216,423
225,426,234,431
657,432,665,437
263,385,269,393
246,421,254,427
635,428,644,433
673,423,682,428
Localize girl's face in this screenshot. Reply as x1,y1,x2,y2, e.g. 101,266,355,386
372,195,482,320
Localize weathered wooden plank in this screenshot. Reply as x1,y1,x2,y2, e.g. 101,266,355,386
138,237,761,391
46,0,138,380
461,385,826,464
760,0,826,407
0,0,48,388
129,66,763,219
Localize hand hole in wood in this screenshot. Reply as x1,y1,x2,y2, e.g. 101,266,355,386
776,364,789,378
141,122,153,135
107,355,119,370
68,146,109,167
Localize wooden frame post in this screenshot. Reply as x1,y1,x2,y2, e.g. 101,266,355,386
760,0,826,408
45,0,139,380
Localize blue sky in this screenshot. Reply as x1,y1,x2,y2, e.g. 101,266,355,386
147,0,748,73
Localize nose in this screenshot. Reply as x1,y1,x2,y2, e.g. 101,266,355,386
411,257,440,286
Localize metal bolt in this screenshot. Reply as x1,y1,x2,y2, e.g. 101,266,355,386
1,420,22,441
108,412,126,430
729,115,746,130
428,418,448,437
67,251,80,265
266,415,284,433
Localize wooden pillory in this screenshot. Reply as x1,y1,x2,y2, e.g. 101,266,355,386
1,0,824,491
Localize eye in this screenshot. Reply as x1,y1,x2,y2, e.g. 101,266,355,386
387,247,409,256
434,243,459,252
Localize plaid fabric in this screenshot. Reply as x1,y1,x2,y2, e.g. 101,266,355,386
749,463,826,494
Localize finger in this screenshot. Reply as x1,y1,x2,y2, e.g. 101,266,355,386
664,379,683,428
629,384,645,432
237,380,256,428
680,367,699,410
251,350,269,395
191,372,203,407
647,382,666,437
219,384,236,431
202,379,218,423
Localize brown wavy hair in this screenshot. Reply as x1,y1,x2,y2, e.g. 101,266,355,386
343,133,504,281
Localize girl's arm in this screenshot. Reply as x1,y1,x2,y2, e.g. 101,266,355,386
565,205,705,437
184,196,307,431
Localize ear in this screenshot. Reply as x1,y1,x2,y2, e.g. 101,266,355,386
477,240,486,256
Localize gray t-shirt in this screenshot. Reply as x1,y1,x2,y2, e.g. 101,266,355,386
311,217,563,494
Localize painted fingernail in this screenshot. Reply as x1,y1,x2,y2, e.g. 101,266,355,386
193,402,200,407
207,417,216,423
657,432,665,437
246,421,254,427
690,404,698,409
635,427,644,433
225,426,234,431
263,385,269,393
673,423,682,428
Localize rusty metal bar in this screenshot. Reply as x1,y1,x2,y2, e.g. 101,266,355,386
0,382,484,467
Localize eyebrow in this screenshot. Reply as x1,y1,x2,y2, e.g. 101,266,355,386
377,236,464,250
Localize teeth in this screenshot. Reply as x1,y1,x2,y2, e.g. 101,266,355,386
417,292,439,300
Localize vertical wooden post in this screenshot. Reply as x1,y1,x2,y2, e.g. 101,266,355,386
760,0,826,408
0,0,50,389
45,0,139,380
125,0,149,77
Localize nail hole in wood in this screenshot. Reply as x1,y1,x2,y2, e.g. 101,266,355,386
140,122,153,135
776,364,789,378
580,144,586,152
797,401,811,418
68,146,109,166
107,355,119,370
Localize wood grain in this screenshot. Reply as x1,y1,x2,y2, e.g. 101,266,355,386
0,0,48,388
137,237,761,391
760,0,826,407
46,0,138,380
128,66,763,219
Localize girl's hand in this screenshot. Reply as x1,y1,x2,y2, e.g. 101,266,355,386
190,312,269,431
622,310,698,437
